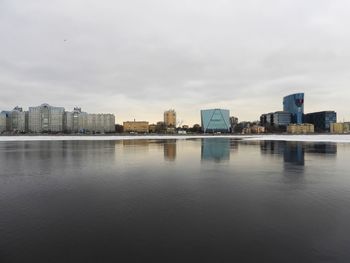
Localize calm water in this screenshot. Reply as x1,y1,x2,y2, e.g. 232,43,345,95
0,138,350,263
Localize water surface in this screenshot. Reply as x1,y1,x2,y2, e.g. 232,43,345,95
0,139,349,262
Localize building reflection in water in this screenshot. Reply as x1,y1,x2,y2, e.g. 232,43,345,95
260,141,337,167
164,140,177,161
201,138,230,162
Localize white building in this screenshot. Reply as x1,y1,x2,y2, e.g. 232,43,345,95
0,107,27,133
29,103,65,133
65,107,115,133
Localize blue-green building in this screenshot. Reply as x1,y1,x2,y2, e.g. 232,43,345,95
283,93,304,124
201,109,230,133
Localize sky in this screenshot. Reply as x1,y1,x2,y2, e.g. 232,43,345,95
1,0,350,125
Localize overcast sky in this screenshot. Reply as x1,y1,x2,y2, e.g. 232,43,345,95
1,0,349,125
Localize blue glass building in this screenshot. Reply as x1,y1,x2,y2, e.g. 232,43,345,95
283,93,304,124
201,109,230,133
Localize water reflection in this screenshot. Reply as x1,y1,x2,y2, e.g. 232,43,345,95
163,140,176,161
201,138,230,162
260,141,337,167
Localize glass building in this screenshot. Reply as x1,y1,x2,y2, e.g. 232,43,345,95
304,111,337,132
283,93,304,124
201,109,230,133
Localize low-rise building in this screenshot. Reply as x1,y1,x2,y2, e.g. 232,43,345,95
330,122,350,133
123,121,149,133
287,124,314,134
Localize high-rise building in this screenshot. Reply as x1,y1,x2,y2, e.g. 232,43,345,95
304,111,337,132
201,109,230,133
283,93,304,124
29,103,65,133
229,116,238,133
0,111,10,132
273,111,292,127
164,109,176,128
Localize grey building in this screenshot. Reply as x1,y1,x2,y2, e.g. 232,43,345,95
0,111,10,132
29,103,65,133
273,111,292,127
65,107,115,133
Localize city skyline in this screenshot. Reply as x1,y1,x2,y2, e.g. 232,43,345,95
1,0,350,125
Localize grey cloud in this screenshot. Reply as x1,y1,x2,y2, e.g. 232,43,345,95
1,0,350,124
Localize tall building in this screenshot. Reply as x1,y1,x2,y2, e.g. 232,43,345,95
283,93,304,124
29,103,65,133
201,109,230,133
9,106,27,132
0,111,10,132
164,109,176,128
304,111,337,132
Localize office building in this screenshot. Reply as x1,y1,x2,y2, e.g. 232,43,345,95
273,111,292,127
287,124,314,134
201,109,230,133
164,109,176,128
330,122,350,134
283,93,304,124
123,121,149,133
28,103,65,133
304,111,337,132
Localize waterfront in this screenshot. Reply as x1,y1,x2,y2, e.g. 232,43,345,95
1,138,350,262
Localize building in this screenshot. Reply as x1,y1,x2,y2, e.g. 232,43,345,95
123,121,149,133
304,111,337,133
260,111,291,132
287,124,314,134
149,124,157,133
10,107,27,132
86,113,115,133
273,111,291,127
330,122,350,133
0,111,10,132
201,109,230,133
164,109,176,128
229,116,238,133
283,93,304,124
29,103,65,133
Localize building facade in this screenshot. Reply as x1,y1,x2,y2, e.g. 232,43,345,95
29,104,65,133
304,111,337,133
273,111,292,127
287,124,314,134
123,121,149,133
0,111,10,132
283,93,304,124
164,109,176,128
331,122,350,133
229,116,238,133
201,109,230,133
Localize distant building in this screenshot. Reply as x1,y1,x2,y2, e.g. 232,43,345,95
287,124,314,134
0,111,10,132
273,111,291,127
164,109,176,128
0,107,28,133
10,107,27,132
283,93,304,124
149,124,157,133
201,109,230,133
229,116,238,133
304,111,336,133
330,122,350,134
123,121,149,133
29,103,65,133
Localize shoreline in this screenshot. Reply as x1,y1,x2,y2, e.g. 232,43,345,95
1,134,350,143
